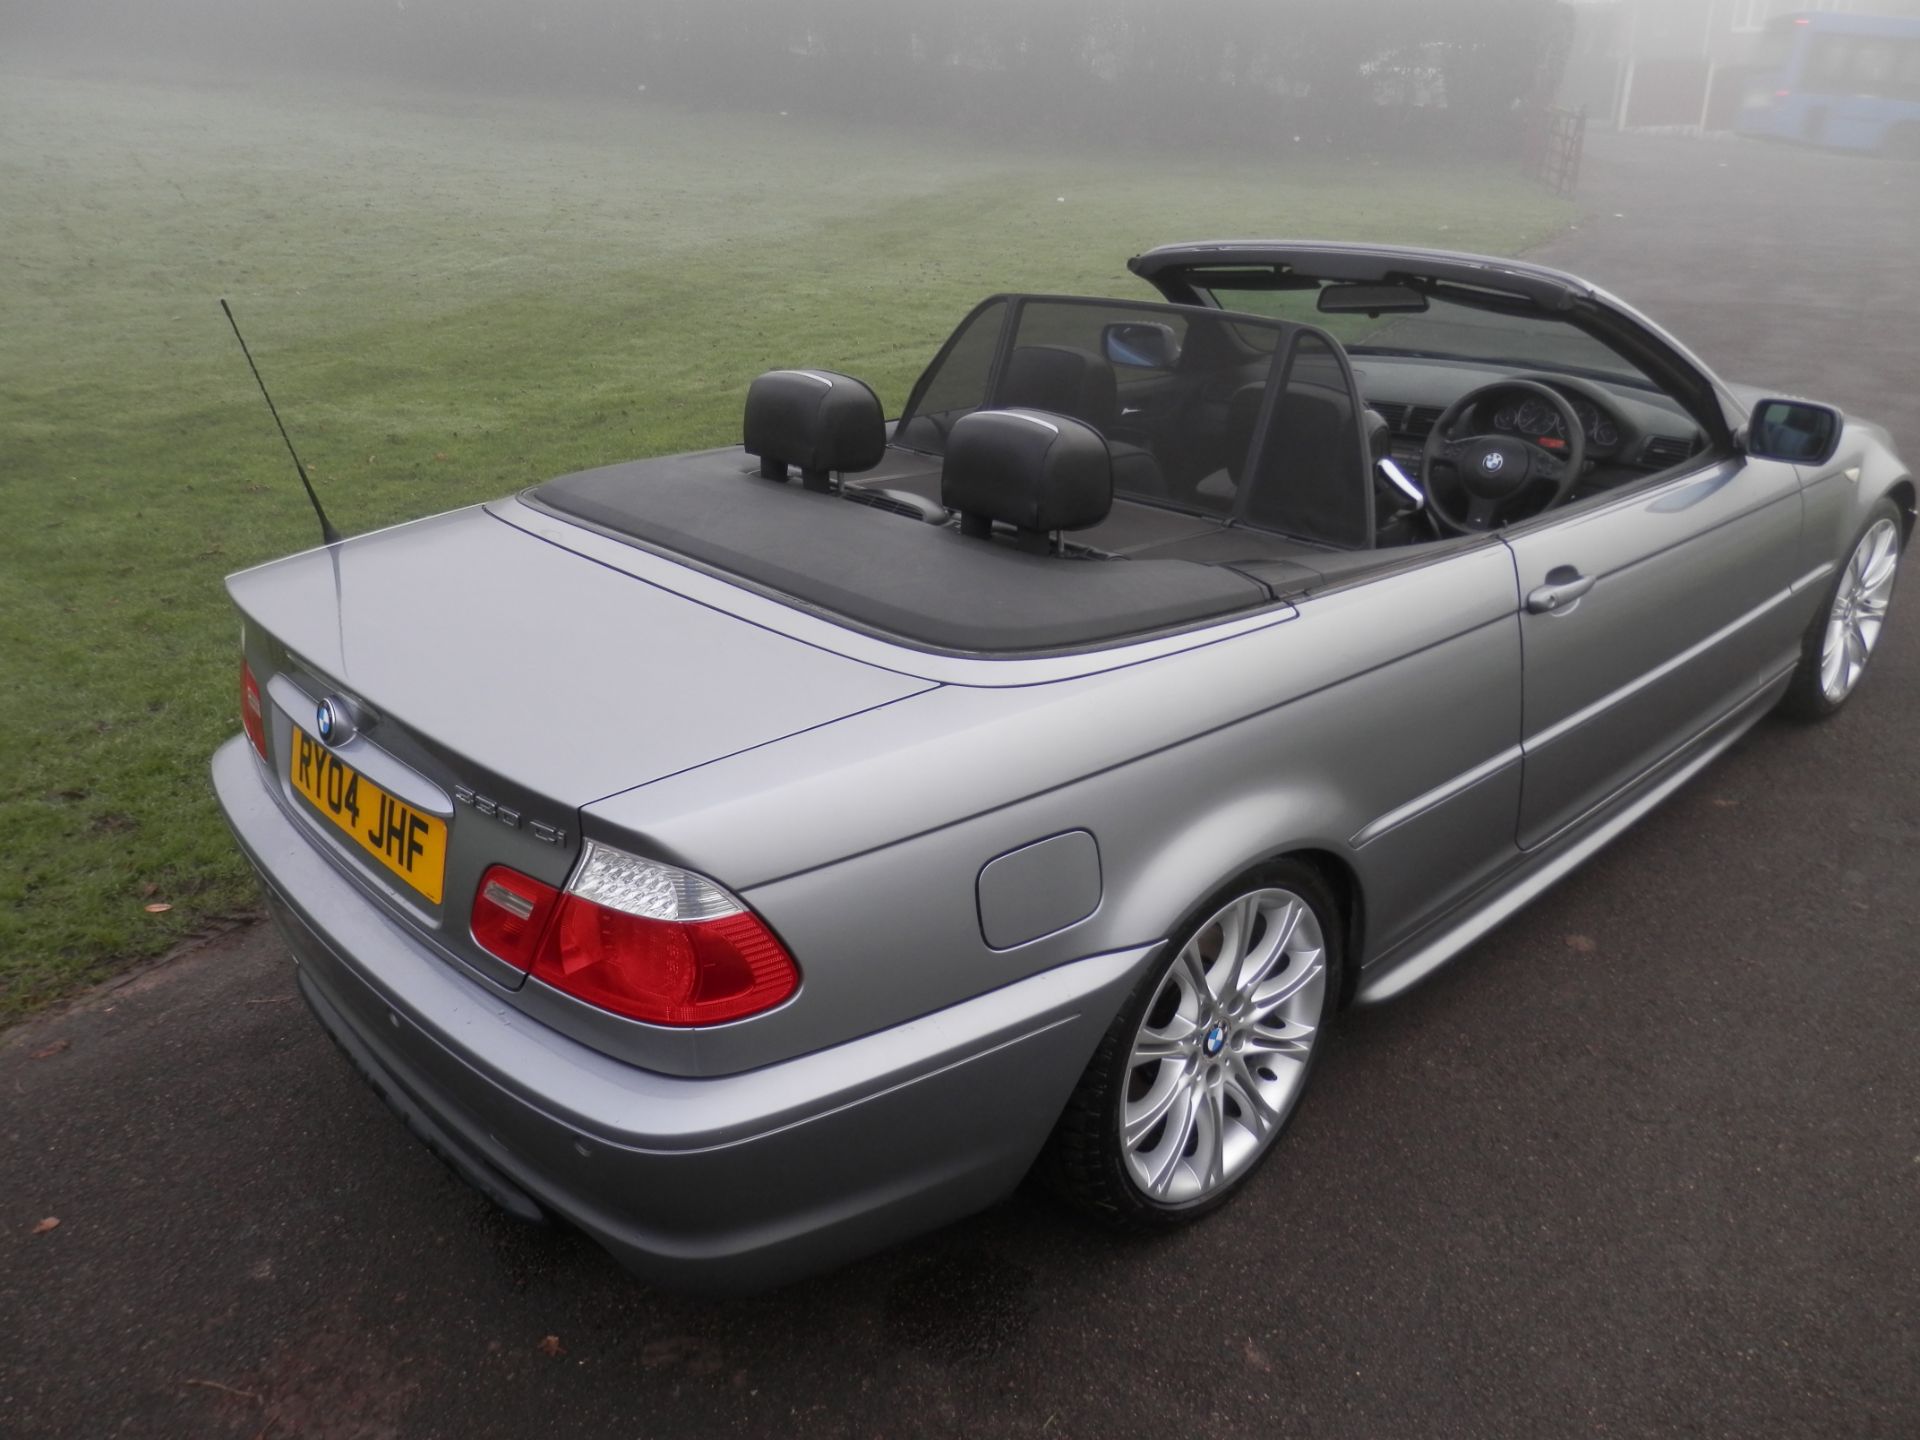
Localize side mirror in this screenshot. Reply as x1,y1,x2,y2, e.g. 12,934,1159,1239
1103,321,1181,371
1745,398,1843,466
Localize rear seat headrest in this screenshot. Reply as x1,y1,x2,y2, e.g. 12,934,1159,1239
743,369,886,491
941,409,1113,547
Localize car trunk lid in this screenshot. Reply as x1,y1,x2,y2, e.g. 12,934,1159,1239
229,505,934,979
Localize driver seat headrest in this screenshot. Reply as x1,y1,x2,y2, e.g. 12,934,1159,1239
743,369,886,491
940,408,1113,551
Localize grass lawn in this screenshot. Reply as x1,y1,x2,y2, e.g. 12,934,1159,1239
0,62,1573,1021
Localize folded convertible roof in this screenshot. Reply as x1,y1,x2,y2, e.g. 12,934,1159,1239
528,449,1274,656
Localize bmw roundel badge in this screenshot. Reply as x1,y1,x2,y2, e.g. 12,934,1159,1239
1482,452,1506,474
316,696,355,747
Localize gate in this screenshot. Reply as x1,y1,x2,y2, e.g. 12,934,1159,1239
1523,105,1587,198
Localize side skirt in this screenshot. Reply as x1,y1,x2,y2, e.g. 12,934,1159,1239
1352,664,1795,1006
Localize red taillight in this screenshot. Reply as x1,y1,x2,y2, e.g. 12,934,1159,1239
471,865,562,971
469,843,799,1027
536,903,796,1026
241,660,268,760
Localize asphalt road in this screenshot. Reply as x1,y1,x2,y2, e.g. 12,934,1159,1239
3,132,1916,1440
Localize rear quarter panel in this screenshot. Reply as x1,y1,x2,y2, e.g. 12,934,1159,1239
577,542,1525,1075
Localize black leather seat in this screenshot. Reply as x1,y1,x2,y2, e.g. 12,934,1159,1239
1241,386,1370,548
998,345,1167,498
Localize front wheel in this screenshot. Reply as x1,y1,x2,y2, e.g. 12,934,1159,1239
1044,862,1340,1228
1779,499,1904,720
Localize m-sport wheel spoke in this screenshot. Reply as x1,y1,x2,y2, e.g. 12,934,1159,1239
1244,1013,1317,1063
1199,1072,1228,1191
1821,617,1848,694
1230,896,1302,1004
1181,945,1225,1009
1224,1055,1280,1138
1247,950,1323,1015
1144,1081,1206,1195
1126,1063,1190,1149
1121,885,1328,1205
1858,526,1897,592
1131,1010,1200,1065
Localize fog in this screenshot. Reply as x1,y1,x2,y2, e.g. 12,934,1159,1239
12,0,1914,175
5,8,1919,1431
8,1,1573,153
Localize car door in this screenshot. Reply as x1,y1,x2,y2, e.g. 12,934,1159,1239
1503,452,1804,850
1241,326,1527,954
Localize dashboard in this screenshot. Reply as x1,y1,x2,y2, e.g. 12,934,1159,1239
1352,357,1705,479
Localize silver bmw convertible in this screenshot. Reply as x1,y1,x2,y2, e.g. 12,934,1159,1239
213,242,1912,1291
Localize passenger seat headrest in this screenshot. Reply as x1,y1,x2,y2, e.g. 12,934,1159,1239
743,369,886,491
941,409,1113,548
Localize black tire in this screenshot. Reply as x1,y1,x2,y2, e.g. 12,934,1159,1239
1043,859,1342,1230
1778,498,1905,721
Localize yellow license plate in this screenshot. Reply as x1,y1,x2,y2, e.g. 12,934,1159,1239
290,727,448,904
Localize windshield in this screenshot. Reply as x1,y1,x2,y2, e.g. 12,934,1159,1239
1196,280,1659,389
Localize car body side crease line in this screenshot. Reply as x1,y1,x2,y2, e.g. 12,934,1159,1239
1523,584,1797,754
726,606,1520,894
1350,745,1526,848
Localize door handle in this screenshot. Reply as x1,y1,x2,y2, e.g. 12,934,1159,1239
1526,567,1595,614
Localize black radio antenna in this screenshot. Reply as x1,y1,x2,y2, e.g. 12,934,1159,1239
220,298,342,546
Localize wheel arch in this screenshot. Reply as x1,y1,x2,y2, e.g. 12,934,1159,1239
1883,478,1916,545
1277,847,1367,1008
1039,840,1356,1226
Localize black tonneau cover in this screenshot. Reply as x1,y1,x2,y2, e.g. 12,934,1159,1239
529,449,1273,655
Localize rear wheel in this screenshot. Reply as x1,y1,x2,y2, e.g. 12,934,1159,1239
1045,861,1339,1228
1780,499,1903,720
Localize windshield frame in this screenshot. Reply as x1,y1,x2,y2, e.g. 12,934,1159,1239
1192,278,1666,394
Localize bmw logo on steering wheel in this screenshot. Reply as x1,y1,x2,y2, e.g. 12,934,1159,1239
1482,452,1506,474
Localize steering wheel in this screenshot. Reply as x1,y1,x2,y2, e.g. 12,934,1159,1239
1421,379,1586,534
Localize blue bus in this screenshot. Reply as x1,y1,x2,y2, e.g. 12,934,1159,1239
1735,11,1920,156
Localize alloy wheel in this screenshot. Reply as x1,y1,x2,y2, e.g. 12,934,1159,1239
1820,517,1900,704
1120,888,1327,1205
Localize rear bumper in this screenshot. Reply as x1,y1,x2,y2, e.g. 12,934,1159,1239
212,735,1147,1291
